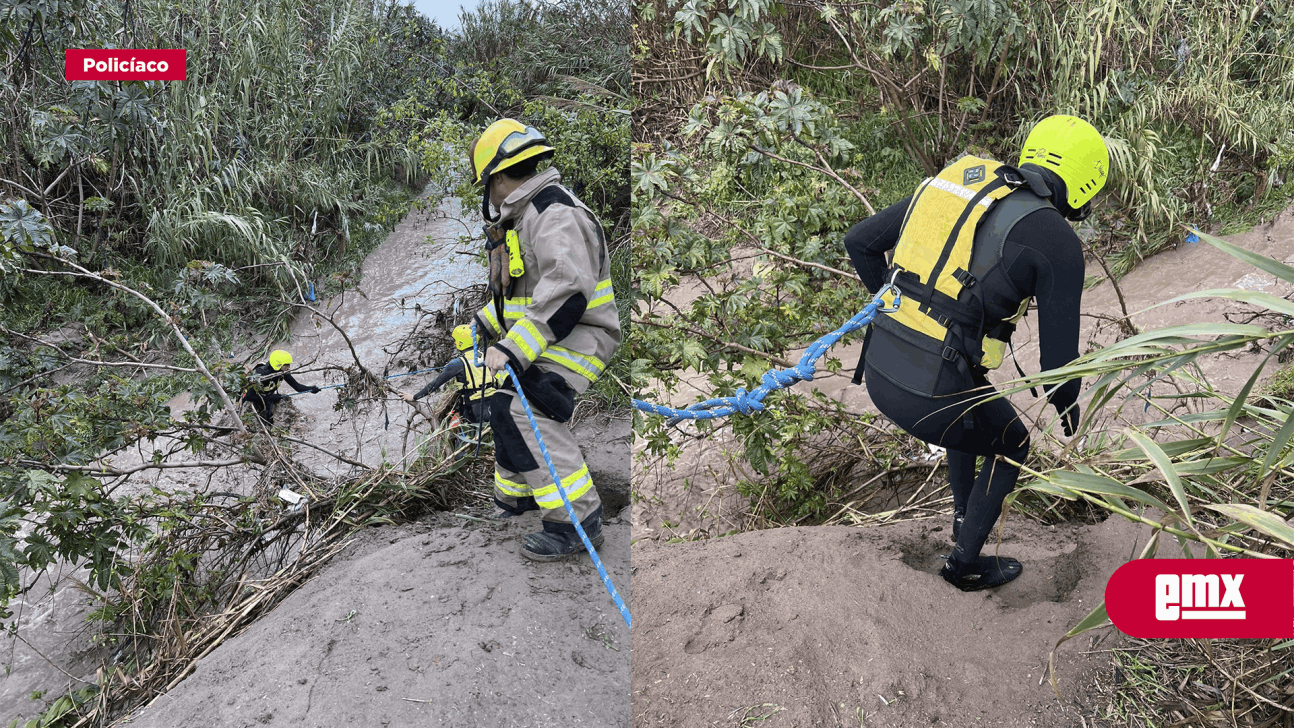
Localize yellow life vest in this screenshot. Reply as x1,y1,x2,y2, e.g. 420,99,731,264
868,156,1054,384
459,355,498,402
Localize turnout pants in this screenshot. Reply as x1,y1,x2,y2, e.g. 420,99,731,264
490,381,601,529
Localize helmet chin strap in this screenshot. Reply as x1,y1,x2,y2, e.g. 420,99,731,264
481,176,499,224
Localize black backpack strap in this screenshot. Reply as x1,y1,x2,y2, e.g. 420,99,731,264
851,325,872,385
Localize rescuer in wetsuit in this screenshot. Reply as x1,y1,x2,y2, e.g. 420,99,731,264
399,324,497,425
241,349,320,424
845,115,1107,591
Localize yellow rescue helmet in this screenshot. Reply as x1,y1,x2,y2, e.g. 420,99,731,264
269,350,293,371
470,119,555,186
1018,115,1110,209
452,324,474,352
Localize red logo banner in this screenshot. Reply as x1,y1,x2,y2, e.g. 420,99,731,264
1105,559,1293,638
66,49,187,81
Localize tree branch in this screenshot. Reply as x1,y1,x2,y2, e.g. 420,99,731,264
1,326,199,373
18,255,246,432
635,318,796,368
751,143,875,216
15,457,264,477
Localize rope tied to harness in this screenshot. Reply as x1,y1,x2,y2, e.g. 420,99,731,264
632,284,900,423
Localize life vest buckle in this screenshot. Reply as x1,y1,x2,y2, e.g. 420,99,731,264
1000,168,1026,187
941,346,960,362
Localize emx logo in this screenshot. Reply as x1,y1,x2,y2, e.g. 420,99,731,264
1106,559,1292,638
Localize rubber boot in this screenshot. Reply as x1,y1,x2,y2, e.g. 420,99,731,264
521,509,604,562
939,550,1023,592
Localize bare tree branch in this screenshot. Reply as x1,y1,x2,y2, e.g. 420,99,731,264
1,326,200,373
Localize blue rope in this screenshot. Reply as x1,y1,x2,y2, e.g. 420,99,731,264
632,286,900,423
280,365,448,397
505,362,632,628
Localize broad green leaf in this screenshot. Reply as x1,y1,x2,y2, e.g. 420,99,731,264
1217,343,1280,448
1092,323,1268,356
1049,601,1110,698
1260,402,1294,481
1043,470,1173,513
1193,228,1294,285
1172,457,1250,475
1062,601,1110,639
1018,478,1079,499
1108,437,1214,461
1159,288,1294,318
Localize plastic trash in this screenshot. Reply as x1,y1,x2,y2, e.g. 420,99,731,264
1186,232,1200,244
306,281,316,302
277,488,306,511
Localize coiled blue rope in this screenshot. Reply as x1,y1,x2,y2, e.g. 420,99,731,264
632,286,900,423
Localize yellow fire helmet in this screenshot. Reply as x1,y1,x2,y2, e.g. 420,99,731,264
268,349,293,371
471,119,555,186
1018,115,1110,209
452,324,474,352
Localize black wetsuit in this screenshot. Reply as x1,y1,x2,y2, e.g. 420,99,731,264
844,171,1083,573
241,363,317,424
413,356,493,424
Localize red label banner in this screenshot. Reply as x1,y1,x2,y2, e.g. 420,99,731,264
1105,559,1293,638
66,49,187,81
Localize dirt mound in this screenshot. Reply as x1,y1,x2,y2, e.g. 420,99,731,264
631,515,1157,727
122,510,630,728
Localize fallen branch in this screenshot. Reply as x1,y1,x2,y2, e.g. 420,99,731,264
1,326,199,374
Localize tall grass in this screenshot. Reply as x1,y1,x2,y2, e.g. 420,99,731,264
0,0,434,299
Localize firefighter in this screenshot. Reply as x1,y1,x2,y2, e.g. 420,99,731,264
469,119,621,562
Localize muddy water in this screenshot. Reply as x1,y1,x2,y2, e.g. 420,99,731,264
0,194,489,723
632,205,1294,541
280,196,484,475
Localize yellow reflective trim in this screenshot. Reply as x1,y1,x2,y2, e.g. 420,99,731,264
481,306,501,334
589,279,615,309
504,297,531,320
538,345,605,382
506,319,546,362
494,472,530,497
531,465,593,508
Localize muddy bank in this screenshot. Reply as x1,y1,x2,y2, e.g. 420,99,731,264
632,515,1152,727
121,510,630,728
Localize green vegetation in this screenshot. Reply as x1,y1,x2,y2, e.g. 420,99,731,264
0,0,627,724
632,0,1294,525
